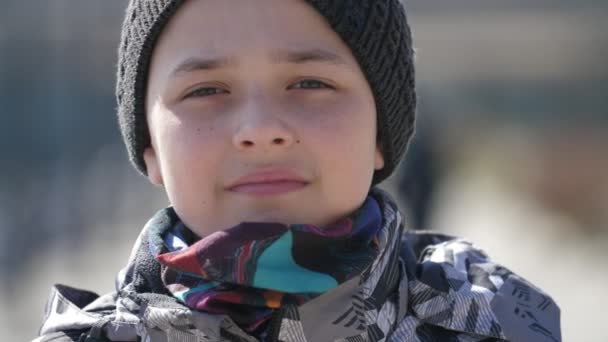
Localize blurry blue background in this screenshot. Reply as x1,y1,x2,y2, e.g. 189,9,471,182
1,1,607,340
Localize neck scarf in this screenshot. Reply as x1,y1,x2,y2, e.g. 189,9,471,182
152,196,384,334
43,188,560,341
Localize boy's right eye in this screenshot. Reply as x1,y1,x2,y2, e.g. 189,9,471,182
184,87,229,99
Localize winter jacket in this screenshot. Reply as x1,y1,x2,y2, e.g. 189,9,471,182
34,189,560,342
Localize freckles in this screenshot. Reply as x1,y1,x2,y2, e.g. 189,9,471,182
193,124,216,136
313,112,347,136
305,106,339,131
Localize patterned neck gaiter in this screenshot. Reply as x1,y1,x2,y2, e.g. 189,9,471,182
153,196,383,334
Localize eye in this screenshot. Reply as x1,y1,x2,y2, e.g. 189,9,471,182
184,86,229,99
289,79,334,90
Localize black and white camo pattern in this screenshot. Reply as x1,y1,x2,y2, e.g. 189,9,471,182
35,189,560,342
269,189,560,342
388,233,560,342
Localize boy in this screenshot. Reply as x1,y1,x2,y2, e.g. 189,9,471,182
35,0,561,341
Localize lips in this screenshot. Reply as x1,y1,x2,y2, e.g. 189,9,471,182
227,168,309,196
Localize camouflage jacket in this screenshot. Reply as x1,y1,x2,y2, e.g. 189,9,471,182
34,189,561,342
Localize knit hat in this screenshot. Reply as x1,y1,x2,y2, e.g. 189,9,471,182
116,0,416,185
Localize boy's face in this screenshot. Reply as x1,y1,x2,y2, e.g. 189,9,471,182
144,0,384,236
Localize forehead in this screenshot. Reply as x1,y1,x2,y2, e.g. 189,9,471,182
152,0,357,67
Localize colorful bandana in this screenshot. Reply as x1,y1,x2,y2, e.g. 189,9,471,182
153,196,383,334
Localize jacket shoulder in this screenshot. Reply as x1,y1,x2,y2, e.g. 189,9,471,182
400,231,562,342
35,284,116,342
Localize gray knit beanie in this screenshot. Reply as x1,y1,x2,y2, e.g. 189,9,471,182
116,0,416,185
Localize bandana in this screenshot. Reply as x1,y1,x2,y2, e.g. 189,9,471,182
152,196,383,335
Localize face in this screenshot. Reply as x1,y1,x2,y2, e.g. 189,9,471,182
144,0,384,237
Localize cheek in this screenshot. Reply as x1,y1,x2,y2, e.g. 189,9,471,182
302,91,373,126
155,121,225,216
154,116,225,180
308,94,376,149
299,94,377,172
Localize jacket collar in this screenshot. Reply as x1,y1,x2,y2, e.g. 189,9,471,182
113,187,407,341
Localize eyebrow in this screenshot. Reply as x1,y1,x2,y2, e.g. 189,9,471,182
169,48,350,77
169,56,235,76
271,48,349,66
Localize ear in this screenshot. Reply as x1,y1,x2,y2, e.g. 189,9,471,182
143,146,164,186
374,145,385,170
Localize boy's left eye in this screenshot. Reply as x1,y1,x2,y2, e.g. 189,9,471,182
288,79,334,90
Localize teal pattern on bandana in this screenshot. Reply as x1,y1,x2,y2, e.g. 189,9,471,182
152,196,383,333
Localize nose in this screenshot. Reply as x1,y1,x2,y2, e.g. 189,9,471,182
232,102,296,152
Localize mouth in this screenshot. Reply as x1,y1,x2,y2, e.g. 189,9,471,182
226,168,309,197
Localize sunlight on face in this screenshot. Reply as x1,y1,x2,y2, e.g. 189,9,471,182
144,0,384,237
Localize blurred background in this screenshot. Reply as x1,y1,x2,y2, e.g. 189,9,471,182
1,0,606,340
